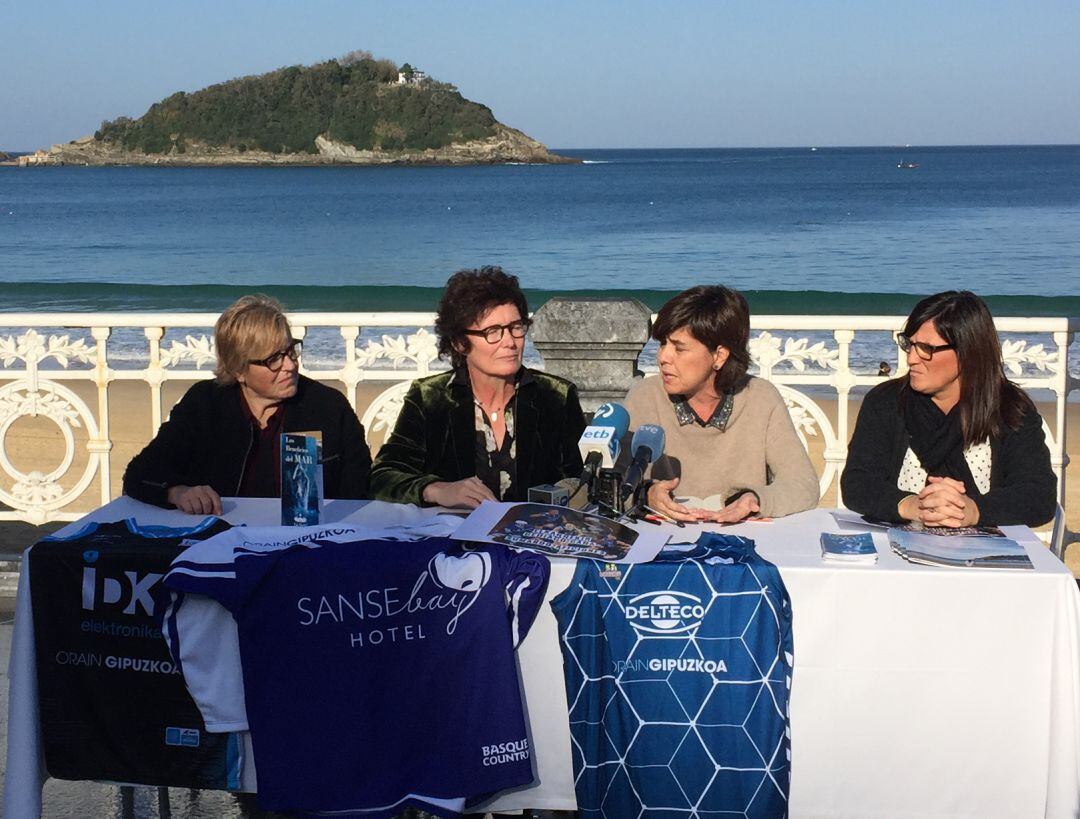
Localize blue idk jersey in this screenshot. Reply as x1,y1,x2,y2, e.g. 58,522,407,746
551,534,793,819
29,518,242,789
163,535,549,818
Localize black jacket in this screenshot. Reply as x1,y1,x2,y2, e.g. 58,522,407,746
123,376,371,507
369,368,586,506
840,379,1056,527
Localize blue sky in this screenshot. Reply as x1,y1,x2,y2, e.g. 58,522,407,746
3,0,1078,151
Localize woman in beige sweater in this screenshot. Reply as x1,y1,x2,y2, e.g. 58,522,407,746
626,285,819,523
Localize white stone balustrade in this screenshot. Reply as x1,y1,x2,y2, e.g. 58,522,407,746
0,311,1075,528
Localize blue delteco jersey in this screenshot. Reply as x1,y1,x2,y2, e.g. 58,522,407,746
551,534,793,819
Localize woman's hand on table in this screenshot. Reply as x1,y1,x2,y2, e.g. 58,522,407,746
645,478,704,523
691,491,760,524
422,477,496,509
167,485,223,516
916,477,980,527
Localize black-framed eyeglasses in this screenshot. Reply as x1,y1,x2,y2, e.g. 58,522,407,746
461,319,531,345
248,339,302,372
895,333,954,361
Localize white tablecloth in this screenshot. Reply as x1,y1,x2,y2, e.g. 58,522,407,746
6,498,1080,818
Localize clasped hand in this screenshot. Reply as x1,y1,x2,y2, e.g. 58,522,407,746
901,476,980,527
646,478,760,524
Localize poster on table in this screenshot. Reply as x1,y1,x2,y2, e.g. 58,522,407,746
452,502,668,563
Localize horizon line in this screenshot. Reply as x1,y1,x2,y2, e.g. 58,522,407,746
4,141,1080,155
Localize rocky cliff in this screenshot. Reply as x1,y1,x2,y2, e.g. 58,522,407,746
43,124,573,166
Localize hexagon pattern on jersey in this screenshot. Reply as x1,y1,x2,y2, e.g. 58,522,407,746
551,535,793,818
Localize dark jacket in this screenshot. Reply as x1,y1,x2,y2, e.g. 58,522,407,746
369,368,586,506
123,376,371,507
840,379,1056,527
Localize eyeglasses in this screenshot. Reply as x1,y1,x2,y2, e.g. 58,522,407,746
895,333,954,361
461,319,531,344
248,339,302,372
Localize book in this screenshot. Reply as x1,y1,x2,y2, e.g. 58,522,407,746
820,532,878,563
281,433,320,526
887,528,1033,570
294,429,325,504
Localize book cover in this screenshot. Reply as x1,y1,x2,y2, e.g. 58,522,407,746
820,532,878,562
293,429,324,507
281,433,320,526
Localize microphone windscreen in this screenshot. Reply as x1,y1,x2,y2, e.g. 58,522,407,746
630,424,666,463
592,402,630,438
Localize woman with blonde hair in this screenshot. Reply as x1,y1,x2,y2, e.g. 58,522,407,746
124,294,371,514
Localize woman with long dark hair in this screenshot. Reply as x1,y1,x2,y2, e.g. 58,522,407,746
625,285,819,523
841,290,1056,527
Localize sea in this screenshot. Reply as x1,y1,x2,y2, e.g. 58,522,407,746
1,144,1079,375
2,145,1078,819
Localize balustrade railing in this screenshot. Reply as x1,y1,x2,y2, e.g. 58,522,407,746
1,310,1076,530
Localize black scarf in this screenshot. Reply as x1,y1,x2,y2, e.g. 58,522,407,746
902,387,983,500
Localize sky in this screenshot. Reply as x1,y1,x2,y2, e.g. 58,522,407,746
2,0,1078,151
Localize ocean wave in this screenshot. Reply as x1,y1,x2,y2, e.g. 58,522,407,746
1,282,1078,317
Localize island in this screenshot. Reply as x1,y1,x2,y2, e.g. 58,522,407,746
24,52,577,167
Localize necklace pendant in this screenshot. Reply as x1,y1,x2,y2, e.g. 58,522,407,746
491,410,499,421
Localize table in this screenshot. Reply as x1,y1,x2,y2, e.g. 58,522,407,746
7,498,1080,818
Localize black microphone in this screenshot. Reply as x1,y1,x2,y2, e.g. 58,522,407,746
620,424,666,505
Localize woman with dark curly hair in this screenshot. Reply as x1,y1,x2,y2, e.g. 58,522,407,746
625,285,819,523
370,266,586,508
842,290,1055,527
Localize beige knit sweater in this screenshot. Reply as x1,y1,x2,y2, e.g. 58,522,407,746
624,375,820,517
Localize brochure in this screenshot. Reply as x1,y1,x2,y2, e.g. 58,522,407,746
894,523,1006,538
888,528,1032,570
831,510,1005,538
452,502,669,564
281,433,320,526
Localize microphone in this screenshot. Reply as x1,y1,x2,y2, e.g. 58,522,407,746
620,424,666,505
577,402,631,485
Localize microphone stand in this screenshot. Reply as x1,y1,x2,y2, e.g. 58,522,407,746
622,484,652,525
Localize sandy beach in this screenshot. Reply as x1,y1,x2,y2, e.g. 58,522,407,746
2,379,1076,573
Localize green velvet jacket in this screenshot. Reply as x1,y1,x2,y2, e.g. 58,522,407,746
369,367,586,506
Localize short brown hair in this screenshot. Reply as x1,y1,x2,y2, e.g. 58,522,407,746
652,285,751,394
213,294,292,385
435,266,529,369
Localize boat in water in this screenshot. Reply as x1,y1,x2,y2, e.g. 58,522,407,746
897,160,920,169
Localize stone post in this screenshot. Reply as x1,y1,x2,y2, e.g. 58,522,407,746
530,297,652,413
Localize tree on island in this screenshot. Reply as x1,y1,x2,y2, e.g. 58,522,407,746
93,54,496,155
